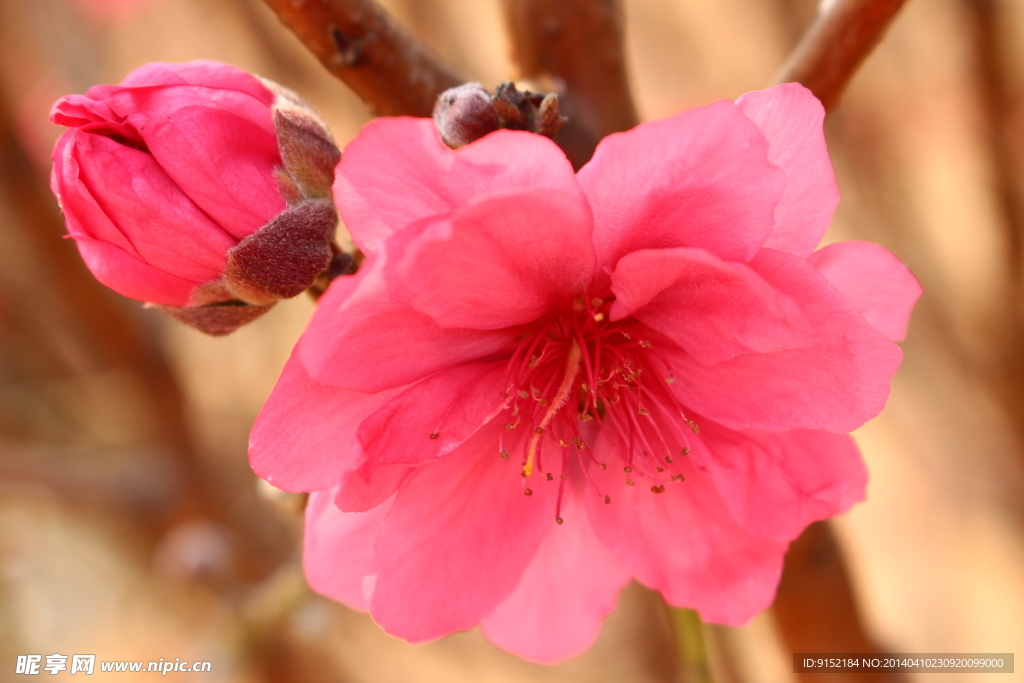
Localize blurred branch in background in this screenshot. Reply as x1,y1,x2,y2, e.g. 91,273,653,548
777,0,908,112
775,523,904,683
963,0,1024,280
261,0,465,116
501,0,637,168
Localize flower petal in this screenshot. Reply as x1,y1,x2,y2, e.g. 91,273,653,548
115,95,285,239
298,258,517,393
117,60,276,105
333,118,583,253
578,99,785,273
666,248,903,432
396,190,596,329
70,131,235,281
697,419,867,541
585,446,785,626
370,427,555,642
480,486,631,664
248,353,402,492
357,361,506,467
303,489,393,612
70,235,198,306
610,247,811,366
736,83,839,256
808,241,922,341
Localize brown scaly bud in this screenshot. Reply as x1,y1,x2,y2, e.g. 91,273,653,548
433,81,567,149
433,83,501,148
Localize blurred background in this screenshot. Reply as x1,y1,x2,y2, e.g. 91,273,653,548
1,0,1023,681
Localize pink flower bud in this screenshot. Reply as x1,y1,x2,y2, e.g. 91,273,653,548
50,60,341,335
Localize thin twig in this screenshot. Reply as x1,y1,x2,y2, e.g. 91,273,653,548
501,0,639,167
776,0,909,112
261,0,466,117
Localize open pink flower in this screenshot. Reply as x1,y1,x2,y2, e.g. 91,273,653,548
249,83,921,663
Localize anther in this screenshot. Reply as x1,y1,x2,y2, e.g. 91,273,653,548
665,456,674,464
572,436,586,449
560,473,568,480
504,423,516,430
559,439,568,447
657,466,664,472
600,463,608,470
625,479,635,486
685,420,701,434
681,447,691,455
593,312,605,322
591,298,603,307
517,390,529,398
555,516,564,525
640,340,652,348
524,488,533,496
499,450,510,460
665,377,676,384
580,413,594,422
604,495,611,504
671,474,686,482
651,485,665,494
623,467,632,473
638,407,650,415
428,432,439,439
545,473,554,481
535,427,545,435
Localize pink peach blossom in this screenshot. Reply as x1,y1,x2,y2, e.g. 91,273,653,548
249,83,921,663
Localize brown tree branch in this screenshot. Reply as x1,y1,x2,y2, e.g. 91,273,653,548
776,0,909,112
501,0,639,168
774,522,905,683
261,0,466,117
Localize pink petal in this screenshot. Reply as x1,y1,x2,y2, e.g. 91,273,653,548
578,99,785,274
70,235,198,306
808,241,922,341
357,361,506,467
303,489,393,612
369,426,556,642
71,131,235,279
333,118,583,253
336,360,507,512
116,60,276,105
111,90,284,239
585,445,786,626
396,190,596,329
666,248,904,432
697,420,867,541
51,93,117,128
610,247,812,366
480,486,631,663
248,353,403,492
736,83,839,257
335,458,413,513
298,259,517,393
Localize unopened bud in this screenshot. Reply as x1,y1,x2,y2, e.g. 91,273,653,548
50,60,346,337
433,81,566,149
433,83,500,148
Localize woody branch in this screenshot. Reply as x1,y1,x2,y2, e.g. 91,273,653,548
777,0,908,112
261,0,465,117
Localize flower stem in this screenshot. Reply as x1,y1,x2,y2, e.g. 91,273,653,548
670,608,717,683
